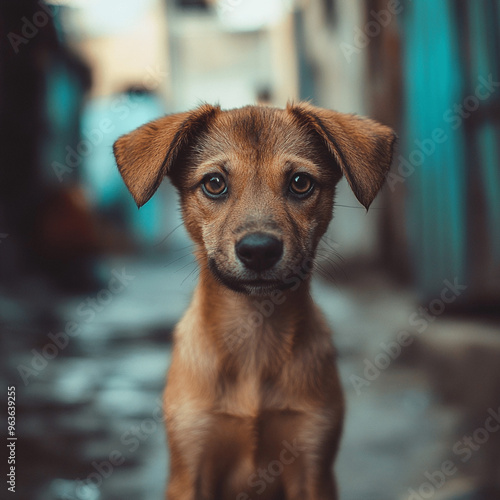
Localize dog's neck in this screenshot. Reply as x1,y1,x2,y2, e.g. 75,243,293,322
194,264,315,360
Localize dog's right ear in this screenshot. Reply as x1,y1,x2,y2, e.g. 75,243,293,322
113,104,220,207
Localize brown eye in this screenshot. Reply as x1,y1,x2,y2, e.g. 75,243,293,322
202,173,227,198
289,173,314,197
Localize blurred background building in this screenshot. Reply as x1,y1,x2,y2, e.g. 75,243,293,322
0,1,499,499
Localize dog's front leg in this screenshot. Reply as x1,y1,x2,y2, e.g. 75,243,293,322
166,464,197,500
166,440,214,500
281,409,343,500
282,465,338,500
165,436,200,500
165,407,214,500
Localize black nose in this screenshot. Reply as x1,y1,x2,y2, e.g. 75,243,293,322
235,233,283,272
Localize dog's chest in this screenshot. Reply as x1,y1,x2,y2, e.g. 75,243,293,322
215,349,295,418
220,372,261,416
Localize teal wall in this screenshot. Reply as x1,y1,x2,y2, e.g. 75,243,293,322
402,0,500,297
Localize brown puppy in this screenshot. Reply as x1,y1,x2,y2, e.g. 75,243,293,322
113,102,395,500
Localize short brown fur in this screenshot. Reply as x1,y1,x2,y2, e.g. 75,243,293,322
114,102,396,500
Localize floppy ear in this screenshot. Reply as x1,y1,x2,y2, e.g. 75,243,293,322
287,102,396,209
113,104,220,207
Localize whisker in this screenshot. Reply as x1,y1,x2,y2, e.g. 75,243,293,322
313,262,337,282
175,259,198,274
163,252,194,268
315,250,349,281
153,222,185,247
172,242,196,252
182,265,200,286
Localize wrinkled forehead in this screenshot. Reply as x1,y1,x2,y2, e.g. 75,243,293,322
192,106,322,166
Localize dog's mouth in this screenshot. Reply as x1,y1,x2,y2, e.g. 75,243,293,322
208,259,297,295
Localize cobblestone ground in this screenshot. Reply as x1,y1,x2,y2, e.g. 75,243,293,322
2,256,499,500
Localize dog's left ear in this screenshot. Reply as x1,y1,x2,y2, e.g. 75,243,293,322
288,102,396,209
113,104,220,207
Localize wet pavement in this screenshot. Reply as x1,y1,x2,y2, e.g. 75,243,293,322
2,255,500,500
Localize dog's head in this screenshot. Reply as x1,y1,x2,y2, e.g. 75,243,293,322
114,103,396,295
